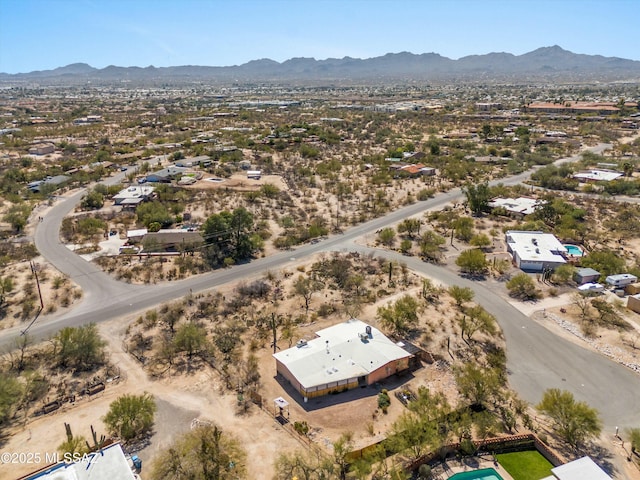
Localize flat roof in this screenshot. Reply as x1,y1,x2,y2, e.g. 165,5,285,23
573,170,623,182
576,268,600,276
273,319,411,390
489,197,541,215
114,185,155,200
127,228,148,237
506,230,567,265
22,443,136,480
551,456,611,480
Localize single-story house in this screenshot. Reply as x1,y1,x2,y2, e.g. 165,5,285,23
273,319,412,402
489,197,541,217
19,442,137,480
126,228,148,243
573,169,623,182
505,230,567,272
141,229,204,252
175,155,210,168
145,166,188,183
605,273,638,287
27,175,70,193
542,456,611,480
573,268,601,285
113,185,156,206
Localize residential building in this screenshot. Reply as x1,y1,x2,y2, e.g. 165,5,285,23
505,230,567,272
27,175,70,193
247,170,262,179
273,319,412,402
525,102,621,115
145,166,188,183
113,185,156,206
573,169,623,182
175,155,210,168
73,115,103,125
489,197,541,217
126,228,148,243
573,268,601,285
542,456,611,480
475,102,502,111
18,442,139,480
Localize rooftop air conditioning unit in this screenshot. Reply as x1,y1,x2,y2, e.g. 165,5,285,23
296,339,308,348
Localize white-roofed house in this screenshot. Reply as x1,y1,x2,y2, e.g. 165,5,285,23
19,442,139,480
273,319,412,402
573,169,623,182
505,230,567,272
489,197,542,217
541,456,612,480
113,185,156,206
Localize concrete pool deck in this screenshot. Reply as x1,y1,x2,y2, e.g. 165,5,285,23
431,457,515,480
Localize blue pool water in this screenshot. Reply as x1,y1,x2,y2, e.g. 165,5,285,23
448,468,504,480
564,245,583,256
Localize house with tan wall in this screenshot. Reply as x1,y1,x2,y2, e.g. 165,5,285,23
273,319,412,402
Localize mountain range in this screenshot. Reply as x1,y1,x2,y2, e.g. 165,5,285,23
2,46,639,84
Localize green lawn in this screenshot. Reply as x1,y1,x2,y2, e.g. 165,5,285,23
496,450,553,480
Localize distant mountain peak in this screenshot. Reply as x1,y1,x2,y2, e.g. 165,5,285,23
3,47,639,83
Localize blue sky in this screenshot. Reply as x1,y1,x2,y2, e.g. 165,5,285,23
1,0,637,73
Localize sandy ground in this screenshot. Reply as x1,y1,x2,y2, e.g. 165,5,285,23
3,161,640,478
2,310,304,480
182,173,288,192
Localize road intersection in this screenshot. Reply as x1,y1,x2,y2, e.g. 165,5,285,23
4,143,639,430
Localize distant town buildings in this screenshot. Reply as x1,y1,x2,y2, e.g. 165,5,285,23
73,115,103,125
524,101,637,115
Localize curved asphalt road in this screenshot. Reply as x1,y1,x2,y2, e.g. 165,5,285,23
5,143,639,430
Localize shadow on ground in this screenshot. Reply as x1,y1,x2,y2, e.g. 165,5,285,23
274,369,417,412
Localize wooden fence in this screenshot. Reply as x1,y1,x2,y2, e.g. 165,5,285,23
351,432,565,473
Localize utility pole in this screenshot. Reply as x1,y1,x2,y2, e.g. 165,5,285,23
22,262,45,336
30,262,44,310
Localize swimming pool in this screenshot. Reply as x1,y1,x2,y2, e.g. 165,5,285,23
564,244,584,256
448,468,504,480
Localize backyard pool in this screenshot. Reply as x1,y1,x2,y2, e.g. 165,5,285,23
564,244,584,256
448,468,504,480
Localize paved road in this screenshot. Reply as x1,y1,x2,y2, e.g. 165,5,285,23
352,246,640,431
6,142,639,430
